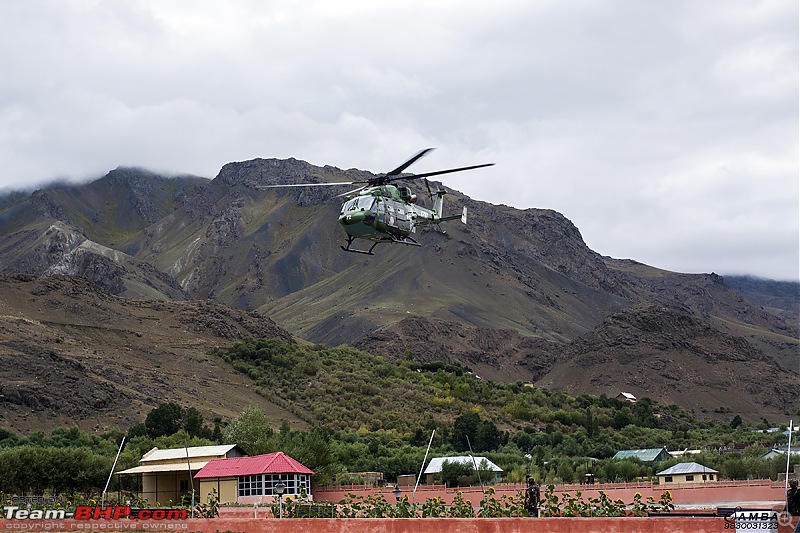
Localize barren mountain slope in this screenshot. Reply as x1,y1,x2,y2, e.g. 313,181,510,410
537,304,799,421
724,275,800,325
0,274,299,434
354,315,563,383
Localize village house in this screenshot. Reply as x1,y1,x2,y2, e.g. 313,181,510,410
615,392,637,403
667,448,702,458
423,456,503,485
657,462,718,484
761,447,800,460
117,444,246,505
612,447,673,462
194,451,314,504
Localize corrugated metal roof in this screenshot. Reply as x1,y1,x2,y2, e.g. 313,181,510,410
612,448,671,462
194,452,314,479
762,448,800,459
117,461,211,475
657,462,718,476
141,444,240,462
423,456,503,475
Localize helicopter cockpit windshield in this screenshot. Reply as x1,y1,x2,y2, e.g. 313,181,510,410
342,196,375,214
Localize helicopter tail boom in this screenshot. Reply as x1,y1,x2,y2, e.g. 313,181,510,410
439,206,467,224
431,189,467,224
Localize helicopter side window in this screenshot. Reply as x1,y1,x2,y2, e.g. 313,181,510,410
341,199,357,213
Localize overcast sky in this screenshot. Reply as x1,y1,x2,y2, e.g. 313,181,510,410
0,1,797,281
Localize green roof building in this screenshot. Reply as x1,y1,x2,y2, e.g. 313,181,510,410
612,447,673,462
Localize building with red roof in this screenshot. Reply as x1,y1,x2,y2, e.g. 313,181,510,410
117,444,246,505
194,452,314,504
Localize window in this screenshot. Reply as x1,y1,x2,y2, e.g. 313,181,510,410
685,475,694,482
356,197,375,210
709,474,715,480
342,197,375,213
664,476,673,483
180,480,189,492
238,474,311,497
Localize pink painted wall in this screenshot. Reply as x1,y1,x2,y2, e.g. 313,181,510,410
313,480,787,508
2,517,798,533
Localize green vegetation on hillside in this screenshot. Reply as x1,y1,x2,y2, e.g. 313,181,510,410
206,338,796,484
212,338,680,435
212,339,790,451
0,336,795,498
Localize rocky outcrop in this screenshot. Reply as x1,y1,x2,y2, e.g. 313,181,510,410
0,274,298,433
356,316,564,382
538,304,798,419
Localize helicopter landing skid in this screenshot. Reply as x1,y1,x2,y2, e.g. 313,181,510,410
388,234,421,246
341,234,420,255
341,236,380,255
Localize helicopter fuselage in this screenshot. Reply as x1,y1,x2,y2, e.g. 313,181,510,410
337,185,463,253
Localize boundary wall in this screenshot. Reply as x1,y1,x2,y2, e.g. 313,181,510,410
2,517,799,533
313,480,787,508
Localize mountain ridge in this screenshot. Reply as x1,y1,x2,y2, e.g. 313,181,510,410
0,159,797,430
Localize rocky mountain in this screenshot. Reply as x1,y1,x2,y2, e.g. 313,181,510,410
0,168,205,300
538,303,796,418
723,275,799,324
0,158,797,428
0,274,298,433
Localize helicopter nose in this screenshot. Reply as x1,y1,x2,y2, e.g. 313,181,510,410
339,211,365,225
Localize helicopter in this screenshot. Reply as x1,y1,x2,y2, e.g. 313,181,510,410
260,148,493,255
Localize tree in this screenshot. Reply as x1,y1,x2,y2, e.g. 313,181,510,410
451,413,481,452
0,427,19,448
511,430,535,453
557,458,574,484
474,419,505,452
584,407,597,438
223,407,275,455
183,407,210,438
145,403,183,438
730,415,743,429
127,423,148,438
632,398,659,428
613,407,632,429
211,418,224,443
439,459,475,487
281,427,337,485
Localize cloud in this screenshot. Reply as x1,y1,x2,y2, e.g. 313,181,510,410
0,0,796,280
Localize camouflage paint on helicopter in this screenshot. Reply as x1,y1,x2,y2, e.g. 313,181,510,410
261,148,492,254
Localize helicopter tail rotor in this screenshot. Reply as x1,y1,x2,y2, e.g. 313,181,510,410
433,188,446,218
423,178,434,203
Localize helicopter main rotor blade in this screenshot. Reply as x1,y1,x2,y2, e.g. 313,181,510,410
258,181,359,189
390,162,495,182
335,185,367,198
385,147,435,176
256,151,493,190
